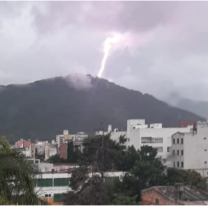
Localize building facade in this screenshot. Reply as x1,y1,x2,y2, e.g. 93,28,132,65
169,121,208,177
109,119,192,165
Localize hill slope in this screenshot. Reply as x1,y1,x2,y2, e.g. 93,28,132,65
0,75,204,142
176,98,208,118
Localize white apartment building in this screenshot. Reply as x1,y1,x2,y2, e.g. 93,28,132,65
110,119,193,165
169,121,208,177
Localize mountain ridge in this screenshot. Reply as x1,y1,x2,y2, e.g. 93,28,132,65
0,74,204,143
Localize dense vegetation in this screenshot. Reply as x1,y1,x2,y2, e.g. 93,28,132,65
0,75,203,142
0,136,47,205
63,135,206,205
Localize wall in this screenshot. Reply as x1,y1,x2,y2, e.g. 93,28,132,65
128,127,191,164
110,131,126,142
35,173,72,200
169,126,208,177
59,143,68,160
142,188,175,205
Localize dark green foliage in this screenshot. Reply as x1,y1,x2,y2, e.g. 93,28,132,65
63,136,207,205
165,168,206,191
114,146,140,171
47,154,67,163
0,76,203,142
0,136,47,205
64,168,109,205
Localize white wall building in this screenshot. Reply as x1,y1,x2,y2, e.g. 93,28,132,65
44,145,57,160
169,121,208,177
35,170,125,203
109,119,192,166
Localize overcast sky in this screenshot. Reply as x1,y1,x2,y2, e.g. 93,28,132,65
1,1,208,101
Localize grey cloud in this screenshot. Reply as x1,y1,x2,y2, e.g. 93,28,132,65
31,1,179,34
1,1,208,102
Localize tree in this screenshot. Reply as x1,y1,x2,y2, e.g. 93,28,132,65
47,154,67,163
165,168,206,191
0,136,47,205
64,167,110,205
114,145,140,171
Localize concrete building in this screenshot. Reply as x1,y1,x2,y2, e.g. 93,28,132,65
14,139,35,158
45,144,57,160
142,185,208,205
110,119,192,165
169,121,208,177
59,143,68,160
35,168,125,205
56,130,74,148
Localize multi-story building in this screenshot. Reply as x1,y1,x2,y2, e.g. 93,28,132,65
45,144,57,160
110,119,192,165
34,160,125,205
14,138,35,158
168,121,208,177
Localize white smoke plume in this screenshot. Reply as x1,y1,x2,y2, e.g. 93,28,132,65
65,73,92,90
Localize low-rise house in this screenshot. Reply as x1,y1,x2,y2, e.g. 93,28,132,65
142,184,208,205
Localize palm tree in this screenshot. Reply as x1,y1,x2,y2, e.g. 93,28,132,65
0,136,47,205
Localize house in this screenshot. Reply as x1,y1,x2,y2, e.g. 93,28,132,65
142,184,208,205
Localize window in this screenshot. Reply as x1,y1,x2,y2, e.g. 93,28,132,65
154,138,163,143
54,194,64,203
127,138,130,142
177,162,179,168
167,147,170,152
181,138,183,144
205,149,207,152
181,162,184,168
173,150,175,155
155,198,159,204
49,194,51,197
173,162,175,168
204,137,206,140
181,150,183,156
205,161,207,164
141,137,152,143
54,178,69,186
156,147,163,153
173,139,175,144
37,178,53,187
177,138,179,144
177,150,179,155
45,194,48,197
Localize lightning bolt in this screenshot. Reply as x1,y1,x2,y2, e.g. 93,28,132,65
97,34,121,78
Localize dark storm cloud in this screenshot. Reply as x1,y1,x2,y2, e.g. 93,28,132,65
1,2,208,101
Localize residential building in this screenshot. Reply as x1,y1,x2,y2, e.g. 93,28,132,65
59,143,68,160
142,185,208,205
14,138,34,157
45,144,57,160
168,121,208,177
73,132,88,152
110,119,192,165
56,130,75,148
